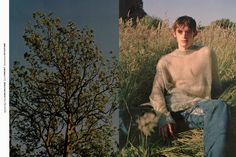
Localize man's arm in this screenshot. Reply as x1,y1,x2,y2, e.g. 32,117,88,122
149,59,175,140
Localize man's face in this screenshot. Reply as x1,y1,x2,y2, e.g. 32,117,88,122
174,26,195,50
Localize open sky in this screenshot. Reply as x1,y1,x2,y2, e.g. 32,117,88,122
143,0,236,26
10,0,118,65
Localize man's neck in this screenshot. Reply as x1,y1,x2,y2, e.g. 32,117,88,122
178,44,193,51
176,45,196,55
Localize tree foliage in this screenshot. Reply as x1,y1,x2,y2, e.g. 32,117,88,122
119,0,146,21
10,12,119,157
211,18,236,29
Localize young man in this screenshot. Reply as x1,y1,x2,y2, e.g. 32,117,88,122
149,16,229,157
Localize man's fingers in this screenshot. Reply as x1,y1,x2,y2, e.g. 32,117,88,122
168,124,174,137
159,123,175,141
164,126,168,139
160,128,163,139
161,126,168,141
159,127,166,141
159,128,163,140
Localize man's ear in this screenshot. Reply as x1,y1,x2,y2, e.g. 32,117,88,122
173,31,176,38
193,31,198,37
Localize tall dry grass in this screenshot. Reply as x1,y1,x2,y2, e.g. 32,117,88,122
119,16,236,156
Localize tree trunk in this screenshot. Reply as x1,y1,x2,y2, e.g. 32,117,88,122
63,113,74,157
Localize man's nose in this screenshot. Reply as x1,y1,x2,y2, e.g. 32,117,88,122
183,32,188,38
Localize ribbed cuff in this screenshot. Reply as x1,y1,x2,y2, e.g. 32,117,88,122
158,112,175,128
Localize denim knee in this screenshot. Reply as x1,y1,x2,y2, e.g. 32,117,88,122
211,99,228,112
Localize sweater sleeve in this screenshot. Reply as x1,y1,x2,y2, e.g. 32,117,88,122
211,50,222,98
149,59,175,128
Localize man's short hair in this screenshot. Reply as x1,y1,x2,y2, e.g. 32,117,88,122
173,16,197,33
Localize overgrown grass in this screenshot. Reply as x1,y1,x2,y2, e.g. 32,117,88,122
119,16,236,156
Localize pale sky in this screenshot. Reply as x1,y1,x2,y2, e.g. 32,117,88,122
143,0,236,26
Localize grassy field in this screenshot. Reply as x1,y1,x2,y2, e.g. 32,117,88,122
119,16,236,157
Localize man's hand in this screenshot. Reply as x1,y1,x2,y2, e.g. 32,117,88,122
159,123,175,141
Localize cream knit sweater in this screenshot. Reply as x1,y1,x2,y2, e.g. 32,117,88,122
149,45,222,127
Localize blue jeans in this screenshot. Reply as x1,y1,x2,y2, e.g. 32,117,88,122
180,99,229,157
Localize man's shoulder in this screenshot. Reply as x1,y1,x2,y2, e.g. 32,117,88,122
156,50,177,68
183,45,211,53
198,45,211,52
158,52,172,63
161,49,177,59
196,46,214,56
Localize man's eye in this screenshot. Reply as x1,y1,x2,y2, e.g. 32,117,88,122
186,31,191,34
178,30,182,34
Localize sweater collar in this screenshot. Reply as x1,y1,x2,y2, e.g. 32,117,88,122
176,45,198,56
